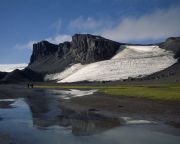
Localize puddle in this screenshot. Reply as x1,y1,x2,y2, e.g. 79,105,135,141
0,89,180,144
0,99,15,109
48,89,97,99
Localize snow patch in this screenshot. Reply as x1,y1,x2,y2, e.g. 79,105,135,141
48,89,97,99
0,64,27,72
112,45,168,59
44,63,84,81
45,45,177,83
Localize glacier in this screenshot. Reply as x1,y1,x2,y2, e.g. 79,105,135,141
45,45,177,83
0,64,27,72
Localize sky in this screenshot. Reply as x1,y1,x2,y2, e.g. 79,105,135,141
0,0,180,64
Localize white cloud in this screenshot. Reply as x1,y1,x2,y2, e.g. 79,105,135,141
69,17,100,30
46,34,72,44
15,5,180,50
67,5,180,42
69,16,113,33
102,5,180,42
15,40,36,50
15,34,72,50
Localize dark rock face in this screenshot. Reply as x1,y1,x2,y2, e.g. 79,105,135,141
159,37,180,59
0,72,7,80
71,34,121,64
28,34,121,73
30,41,58,65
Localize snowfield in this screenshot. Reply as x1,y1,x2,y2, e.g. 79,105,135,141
45,45,177,83
45,63,83,81
0,64,27,72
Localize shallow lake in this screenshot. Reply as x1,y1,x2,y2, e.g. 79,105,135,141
0,89,180,144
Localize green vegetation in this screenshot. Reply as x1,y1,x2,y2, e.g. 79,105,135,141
100,85,180,101
34,84,180,101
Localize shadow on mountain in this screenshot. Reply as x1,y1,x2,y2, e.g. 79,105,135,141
1,68,44,83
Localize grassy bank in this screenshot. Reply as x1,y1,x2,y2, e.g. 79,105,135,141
100,85,180,100
34,84,180,101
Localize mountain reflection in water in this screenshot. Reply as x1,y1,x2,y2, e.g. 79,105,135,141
26,91,121,136
0,89,180,144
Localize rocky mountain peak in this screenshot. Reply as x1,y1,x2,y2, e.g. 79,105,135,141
28,34,121,73
30,41,58,65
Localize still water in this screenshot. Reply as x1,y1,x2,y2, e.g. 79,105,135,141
0,89,180,144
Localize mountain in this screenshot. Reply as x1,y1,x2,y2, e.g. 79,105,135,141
0,72,7,80
0,34,180,83
0,68,44,83
28,34,121,73
40,34,179,83
0,64,28,82
46,45,177,83
0,64,27,72
158,37,180,59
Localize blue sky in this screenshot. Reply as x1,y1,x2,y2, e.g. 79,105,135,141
0,0,180,64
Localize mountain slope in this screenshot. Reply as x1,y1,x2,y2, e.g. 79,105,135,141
1,34,179,83
158,37,180,59
41,35,180,83
45,45,176,83
28,34,121,73
1,68,44,83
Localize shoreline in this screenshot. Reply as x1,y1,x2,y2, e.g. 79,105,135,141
0,84,180,129
59,92,180,126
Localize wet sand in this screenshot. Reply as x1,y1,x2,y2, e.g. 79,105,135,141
0,133,11,144
59,92,180,126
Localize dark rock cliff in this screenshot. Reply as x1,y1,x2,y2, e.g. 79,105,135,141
29,41,59,65
28,34,121,73
159,37,180,59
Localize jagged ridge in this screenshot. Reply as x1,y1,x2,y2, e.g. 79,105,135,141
28,34,121,73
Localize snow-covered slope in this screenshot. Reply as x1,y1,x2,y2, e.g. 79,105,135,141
45,45,177,83
112,45,169,59
45,63,84,81
0,64,27,72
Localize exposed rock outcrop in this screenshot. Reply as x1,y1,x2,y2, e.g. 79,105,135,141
159,37,180,59
30,41,59,65
28,34,121,73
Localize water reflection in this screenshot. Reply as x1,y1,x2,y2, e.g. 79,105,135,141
26,92,121,136
0,89,180,144
71,115,120,136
